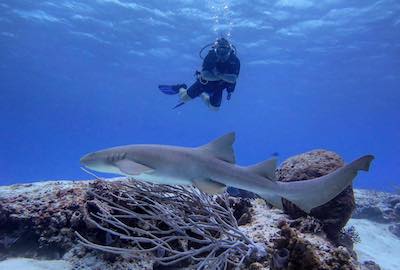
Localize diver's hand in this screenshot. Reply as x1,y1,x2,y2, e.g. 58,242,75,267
201,70,220,81
215,69,237,84
227,92,232,100
213,68,222,78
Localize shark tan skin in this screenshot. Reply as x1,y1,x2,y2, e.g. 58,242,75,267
80,132,374,213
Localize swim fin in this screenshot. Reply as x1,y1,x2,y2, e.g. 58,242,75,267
173,102,185,109
158,84,187,95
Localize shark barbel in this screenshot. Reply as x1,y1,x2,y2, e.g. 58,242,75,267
80,132,374,213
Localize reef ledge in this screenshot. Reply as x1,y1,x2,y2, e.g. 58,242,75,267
1,178,394,269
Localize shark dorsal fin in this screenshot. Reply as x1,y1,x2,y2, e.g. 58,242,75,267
246,158,277,180
198,132,236,163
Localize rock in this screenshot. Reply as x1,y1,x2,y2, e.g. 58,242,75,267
333,246,351,263
389,223,400,238
289,216,323,234
270,248,289,270
0,181,89,259
394,203,400,217
246,243,268,264
70,211,82,228
276,150,355,241
354,206,385,222
227,197,253,225
237,213,252,226
336,225,360,259
273,222,358,270
249,262,264,270
388,197,400,207
361,260,381,270
353,189,400,223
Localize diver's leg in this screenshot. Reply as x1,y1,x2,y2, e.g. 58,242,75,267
208,88,223,111
179,88,191,102
201,92,210,106
182,80,203,102
199,82,218,108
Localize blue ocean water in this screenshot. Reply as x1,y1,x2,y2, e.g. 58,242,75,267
0,0,399,191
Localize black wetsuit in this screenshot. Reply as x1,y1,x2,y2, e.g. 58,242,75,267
187,50,240,107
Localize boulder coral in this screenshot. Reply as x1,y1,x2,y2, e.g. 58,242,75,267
276,149,355,242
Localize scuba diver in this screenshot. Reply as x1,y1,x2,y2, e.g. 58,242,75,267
158,37,240,111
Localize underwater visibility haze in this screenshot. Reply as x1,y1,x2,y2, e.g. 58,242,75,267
0,0,399,192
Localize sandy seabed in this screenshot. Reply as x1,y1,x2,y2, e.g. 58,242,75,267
0,258,71,270
348,219,400,270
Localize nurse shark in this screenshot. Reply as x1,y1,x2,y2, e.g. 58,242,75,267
80,132,374,213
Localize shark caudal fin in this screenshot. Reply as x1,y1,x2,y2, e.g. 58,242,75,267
273,155,374,213
197,132,236,163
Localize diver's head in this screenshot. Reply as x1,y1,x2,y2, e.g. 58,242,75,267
214,38,232,62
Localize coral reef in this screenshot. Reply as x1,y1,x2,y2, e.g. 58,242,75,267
0,181,89,260
353,189,400,222
240,199,362,270
272,220,359,270
0,178,365,269
361,260,381,270
288,216,323,234
389,223,400,238
276,149,356,242
353,189,400,239
341,226,361,245
77,180,265,269
225,197,254,226
5,147,397,269
270,248,289,270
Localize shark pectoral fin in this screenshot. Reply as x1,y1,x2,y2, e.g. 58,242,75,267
192,178,227,194
197,132,236,164
289,199,313,213
259,193,284,209
246,158,277,180
115,160,154,175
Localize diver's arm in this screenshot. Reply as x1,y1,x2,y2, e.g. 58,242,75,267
201,70,220,81
217,73,237,84
201,69,237,83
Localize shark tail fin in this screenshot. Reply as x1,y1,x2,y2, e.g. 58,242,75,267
273,155,374,213
198,132,236,163
245,158,277,180
347,154,374,172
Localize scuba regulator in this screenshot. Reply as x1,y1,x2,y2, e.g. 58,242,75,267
199,37,237,60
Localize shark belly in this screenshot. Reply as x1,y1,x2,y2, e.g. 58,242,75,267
136,172,192,185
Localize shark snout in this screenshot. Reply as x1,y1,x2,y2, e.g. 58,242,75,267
80,151,120,174
80,152,97,167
